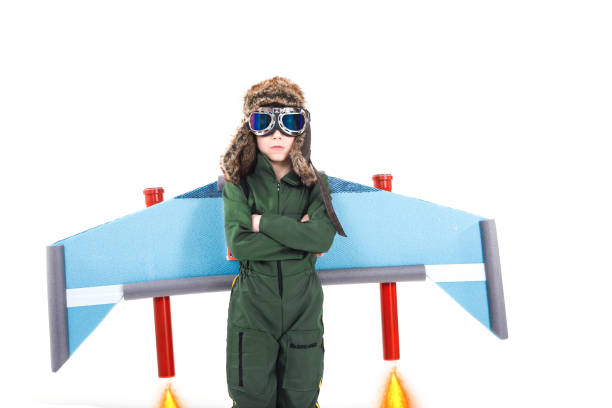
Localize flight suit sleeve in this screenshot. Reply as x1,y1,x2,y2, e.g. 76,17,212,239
259,173,337,254
223,180,305,261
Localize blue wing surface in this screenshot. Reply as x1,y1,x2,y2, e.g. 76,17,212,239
49,176,501,368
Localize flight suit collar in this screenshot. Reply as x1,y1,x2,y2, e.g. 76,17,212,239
255,151,301,186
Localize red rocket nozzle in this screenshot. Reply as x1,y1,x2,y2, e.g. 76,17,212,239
380,282,400,360
373,174,400,361
153,296,175,378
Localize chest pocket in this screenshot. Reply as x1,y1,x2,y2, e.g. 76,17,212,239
279,184,312,218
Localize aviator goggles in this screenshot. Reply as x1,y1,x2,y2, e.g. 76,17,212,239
248,107,310,137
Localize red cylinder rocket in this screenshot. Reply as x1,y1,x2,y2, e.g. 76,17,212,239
372,175,400,361
143,187,176,378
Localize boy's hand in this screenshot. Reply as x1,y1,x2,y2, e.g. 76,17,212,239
300,214,309,222
251,214,262,232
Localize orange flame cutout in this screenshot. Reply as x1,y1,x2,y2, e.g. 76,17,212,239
380,366,412,408
159,383,181,408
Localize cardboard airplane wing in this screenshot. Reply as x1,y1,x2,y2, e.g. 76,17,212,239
47,175,507,372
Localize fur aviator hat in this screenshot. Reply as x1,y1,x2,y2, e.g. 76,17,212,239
220,76,346,237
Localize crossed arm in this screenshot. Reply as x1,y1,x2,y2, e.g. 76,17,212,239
256,174,336,254
223,174,337,260
223,181,305,261
251,213,309,232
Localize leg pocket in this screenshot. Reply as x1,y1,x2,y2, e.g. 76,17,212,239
226,326,279,396
280,329,324,391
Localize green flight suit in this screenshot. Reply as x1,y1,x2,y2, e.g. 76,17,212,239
223,151,337,408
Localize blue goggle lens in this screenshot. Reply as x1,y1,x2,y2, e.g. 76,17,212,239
281,113,305,131
249,113,272,131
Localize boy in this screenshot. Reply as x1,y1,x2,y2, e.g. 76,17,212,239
220,76,346,408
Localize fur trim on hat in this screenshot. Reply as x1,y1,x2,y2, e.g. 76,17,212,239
220,76,317,186
242,76,306,115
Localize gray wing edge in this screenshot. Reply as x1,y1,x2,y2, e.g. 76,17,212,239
47,245,69,372
318,265,424,285
123,265,426,300
217,175,225,192
479,219,509,339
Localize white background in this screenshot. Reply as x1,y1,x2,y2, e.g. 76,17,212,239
1,0,611,407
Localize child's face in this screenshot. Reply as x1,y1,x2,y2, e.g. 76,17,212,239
256,129,295,164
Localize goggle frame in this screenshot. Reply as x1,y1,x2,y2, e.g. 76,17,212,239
248,107,310,137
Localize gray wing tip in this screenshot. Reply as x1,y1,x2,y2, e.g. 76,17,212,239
47,245,70,372
479,219,509,340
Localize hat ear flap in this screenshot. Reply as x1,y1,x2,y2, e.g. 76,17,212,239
311,163,347,237
300,123,312,163
290,124,317,187
220,121,257,184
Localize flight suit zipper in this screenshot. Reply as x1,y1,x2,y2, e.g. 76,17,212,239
276,181,283,298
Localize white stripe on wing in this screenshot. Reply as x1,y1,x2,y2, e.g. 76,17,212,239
66,285,123,307
426,264,486,282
